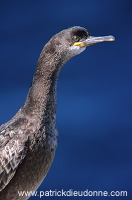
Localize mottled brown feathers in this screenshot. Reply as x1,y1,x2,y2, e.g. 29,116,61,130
0,26,89,199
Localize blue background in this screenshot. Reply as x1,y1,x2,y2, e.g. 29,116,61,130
0,0,132,200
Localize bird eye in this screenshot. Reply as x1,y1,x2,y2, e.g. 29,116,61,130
73,36,80,42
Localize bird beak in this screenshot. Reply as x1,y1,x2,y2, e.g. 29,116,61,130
73,35,115,47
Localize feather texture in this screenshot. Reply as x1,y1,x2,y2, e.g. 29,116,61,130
0,120,29,191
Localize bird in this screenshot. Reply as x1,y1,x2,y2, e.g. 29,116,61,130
0,26,115,200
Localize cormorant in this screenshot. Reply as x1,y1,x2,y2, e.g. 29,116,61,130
0,26,115,200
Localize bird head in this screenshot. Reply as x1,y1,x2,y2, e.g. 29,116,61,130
44,26,115,63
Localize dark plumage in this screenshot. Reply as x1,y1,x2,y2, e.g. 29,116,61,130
0,26,115,200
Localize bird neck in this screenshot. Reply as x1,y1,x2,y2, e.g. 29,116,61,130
21,46,66,126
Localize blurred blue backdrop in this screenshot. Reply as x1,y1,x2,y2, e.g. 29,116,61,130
0,0,132,200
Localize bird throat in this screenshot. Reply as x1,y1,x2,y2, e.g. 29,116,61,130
21,47,66,129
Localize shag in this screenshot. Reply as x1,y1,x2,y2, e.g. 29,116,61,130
0,26,115,200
